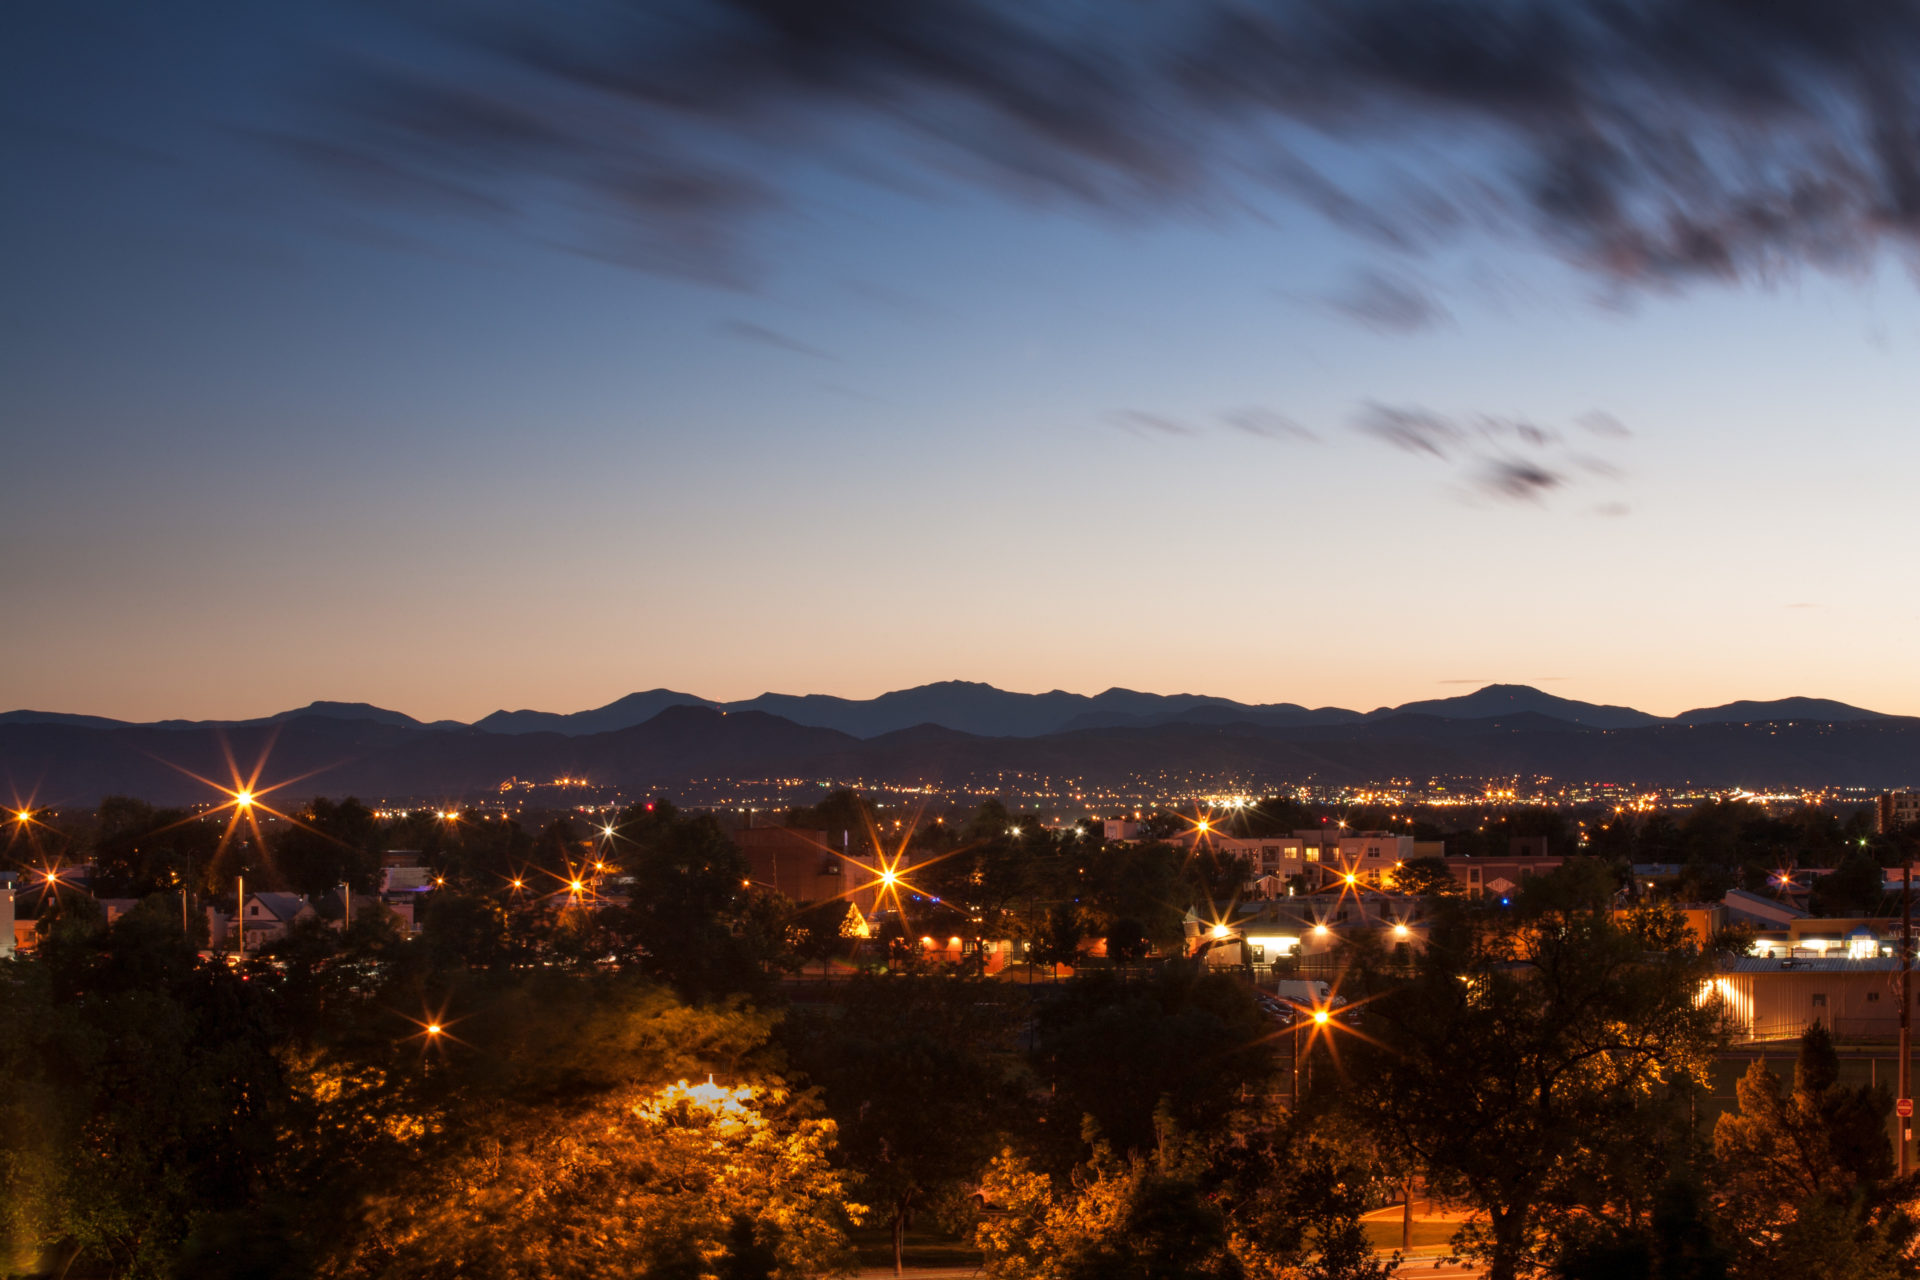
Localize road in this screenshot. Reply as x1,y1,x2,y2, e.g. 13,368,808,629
854,1257,1484,1280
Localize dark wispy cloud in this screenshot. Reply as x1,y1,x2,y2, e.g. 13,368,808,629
1354,403,1462,458
1324,269,1450,333
1223,408,1317,442
1353,402,1628,504
1106,410,1200,439
719,319,831,358
277,1,1920,288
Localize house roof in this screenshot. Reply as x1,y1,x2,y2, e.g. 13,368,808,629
1723,888,1809,922
1717,956,1899,973
247,892,309,922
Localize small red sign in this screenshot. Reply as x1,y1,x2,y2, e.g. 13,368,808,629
1899,1099,1913,1119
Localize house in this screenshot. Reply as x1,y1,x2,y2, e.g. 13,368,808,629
1194,896,1429,969
0,872,14,958
240,892,315,947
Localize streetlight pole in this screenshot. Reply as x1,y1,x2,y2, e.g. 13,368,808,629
1902,856,1912,1178
236,872,244,960
1291,1020,1300,1106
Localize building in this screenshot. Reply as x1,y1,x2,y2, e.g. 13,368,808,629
1194,895,1429,970
1707,956,1904,1042
239,892,316,948
1442,854,1564,901
1877,792,1920,833
733,826,883,910
0,872,14,958
1175,828,1427,891
381,851,433,893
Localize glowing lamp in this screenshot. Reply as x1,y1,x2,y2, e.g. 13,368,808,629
1313,1009,1330,1025
426,1024,442,1036
234,791,254,809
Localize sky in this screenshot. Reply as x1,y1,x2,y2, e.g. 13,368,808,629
5,0,1920,724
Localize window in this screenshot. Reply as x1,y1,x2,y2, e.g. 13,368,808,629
1812,993,1828,1007
1869,991,1881,1003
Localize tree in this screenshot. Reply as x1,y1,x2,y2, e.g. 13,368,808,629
617,808,775,998
1207,1120,1399,1280
1036,904,1087,975
976,1129,1244,1280
272,797,383,898
785,975,1024,1275
1809,851,1885,917
1389,856,1458,897
1349,909,1723,1280
0,908,282,1278
1036,966,1276,1160
1711,1024,1917,1279
313,979,860,1280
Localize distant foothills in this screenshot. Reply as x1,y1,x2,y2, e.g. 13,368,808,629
1,681,1914,806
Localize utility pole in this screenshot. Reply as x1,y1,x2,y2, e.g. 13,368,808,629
236,872,244,960
1902,856,1912,1178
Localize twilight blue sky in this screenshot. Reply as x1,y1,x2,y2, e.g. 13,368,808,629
6,1,1920,723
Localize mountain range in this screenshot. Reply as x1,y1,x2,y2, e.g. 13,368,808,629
0,683,1912,808
1,682,1889,741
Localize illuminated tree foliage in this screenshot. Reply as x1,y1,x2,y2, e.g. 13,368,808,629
975,1116,1393,1280
327,1076,858,1280
305,981,860,1280
786,974,1026,1276
976,1131,1244,1280
1711,1024,1918,1280
1348,895,1723,1280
